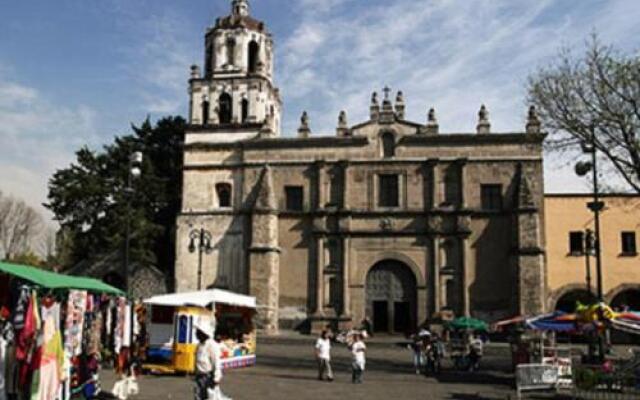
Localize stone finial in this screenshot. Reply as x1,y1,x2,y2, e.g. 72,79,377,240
338,110,348,128
298,111,311,138
232,0,250,17
190,65,201,79
394,91,405,120
424,107,439,135
337,110,351,137
370,92,380,121
526,105,541,134
476,104,491,134
380,86,395,123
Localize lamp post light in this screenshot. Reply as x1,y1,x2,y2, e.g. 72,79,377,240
124,151,143,297
574,124,606,360
189,228,213,290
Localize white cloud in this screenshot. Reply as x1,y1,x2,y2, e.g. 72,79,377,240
276,0,640,193
117,10,198,115
0,74,99,223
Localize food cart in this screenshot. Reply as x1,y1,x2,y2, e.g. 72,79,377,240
142,289,257,374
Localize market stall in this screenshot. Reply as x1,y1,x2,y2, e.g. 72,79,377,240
142,289,257,374
0,261,129,400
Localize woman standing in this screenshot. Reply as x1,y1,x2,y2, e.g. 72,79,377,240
350,333,366,384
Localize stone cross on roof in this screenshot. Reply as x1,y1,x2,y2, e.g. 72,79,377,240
383,86,391,100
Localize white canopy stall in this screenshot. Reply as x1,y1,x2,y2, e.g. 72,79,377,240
143,289,257,373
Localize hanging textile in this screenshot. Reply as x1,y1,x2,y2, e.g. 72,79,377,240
63,290,87,357
17,291,40,387
12,286,30,331
31,300,64,400
123,303,132,349
0,326,6,400
114,297,128,354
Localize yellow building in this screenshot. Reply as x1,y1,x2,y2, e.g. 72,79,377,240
545,194,640,312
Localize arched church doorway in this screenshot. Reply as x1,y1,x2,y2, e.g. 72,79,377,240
365,260,416,334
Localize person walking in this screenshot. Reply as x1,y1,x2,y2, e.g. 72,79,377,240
408,333,424,374
468,334,484,372
315,330,334,381
194,324,217,400
350,333,366,384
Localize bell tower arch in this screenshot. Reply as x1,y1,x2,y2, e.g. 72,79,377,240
188,0,281,135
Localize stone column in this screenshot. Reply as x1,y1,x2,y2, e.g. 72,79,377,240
249,166,280,334
431,236,441,315
341,161,350,210
457,158,468,209
315,161,327,210
461,235,472,317
314,236,325,316
341,237,351,318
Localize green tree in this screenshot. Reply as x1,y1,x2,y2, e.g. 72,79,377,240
528,35,640,193
46,116,185,277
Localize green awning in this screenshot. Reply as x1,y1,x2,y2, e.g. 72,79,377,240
446,316,489,331
0,261,124,295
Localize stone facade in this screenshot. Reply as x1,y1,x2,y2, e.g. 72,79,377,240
175,1,547,333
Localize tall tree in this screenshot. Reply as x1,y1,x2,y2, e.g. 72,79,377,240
0,191,45,260
46,116,185,277
528,35,640,193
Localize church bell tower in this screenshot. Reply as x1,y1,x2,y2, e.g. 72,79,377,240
188,0,281,136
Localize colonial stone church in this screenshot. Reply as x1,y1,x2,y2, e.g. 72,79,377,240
175,0,547,333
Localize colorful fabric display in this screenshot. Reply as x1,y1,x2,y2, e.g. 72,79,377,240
63,290,87,357
31,300,65,400
0,328,6,400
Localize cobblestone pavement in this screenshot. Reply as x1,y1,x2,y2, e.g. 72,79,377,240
101,335,520,400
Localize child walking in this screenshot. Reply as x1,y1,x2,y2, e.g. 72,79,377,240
350,333,366,384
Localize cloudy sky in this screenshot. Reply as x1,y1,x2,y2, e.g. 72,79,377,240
1,0,639,222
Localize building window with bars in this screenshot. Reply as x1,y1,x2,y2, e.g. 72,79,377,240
480,184,502,211
215,182,232,208
285,186,304,211
378,174,399,208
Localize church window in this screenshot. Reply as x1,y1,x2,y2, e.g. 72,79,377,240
216,183,232,208
285,186,304,211
226,38,236,66
480,184,502,211
241,98,249,123
248,41,260,73
205,44,213,76
378,174,399,208
381,132,395,158
443,166,460,206
202,100,210,124
218,93,233,124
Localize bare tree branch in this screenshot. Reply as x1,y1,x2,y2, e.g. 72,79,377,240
528,34,640,193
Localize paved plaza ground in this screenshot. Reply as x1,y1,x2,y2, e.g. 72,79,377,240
102,334,524,400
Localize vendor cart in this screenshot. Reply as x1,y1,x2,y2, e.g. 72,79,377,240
142,289,257,374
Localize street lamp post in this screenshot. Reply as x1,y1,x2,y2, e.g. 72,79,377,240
124,151,143,297
189,228,213,290
575,125,606,360
584,228,594,295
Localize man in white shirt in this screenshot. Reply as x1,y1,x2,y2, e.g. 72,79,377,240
315,330,334,381
194,323,219,400
350,333,366,384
